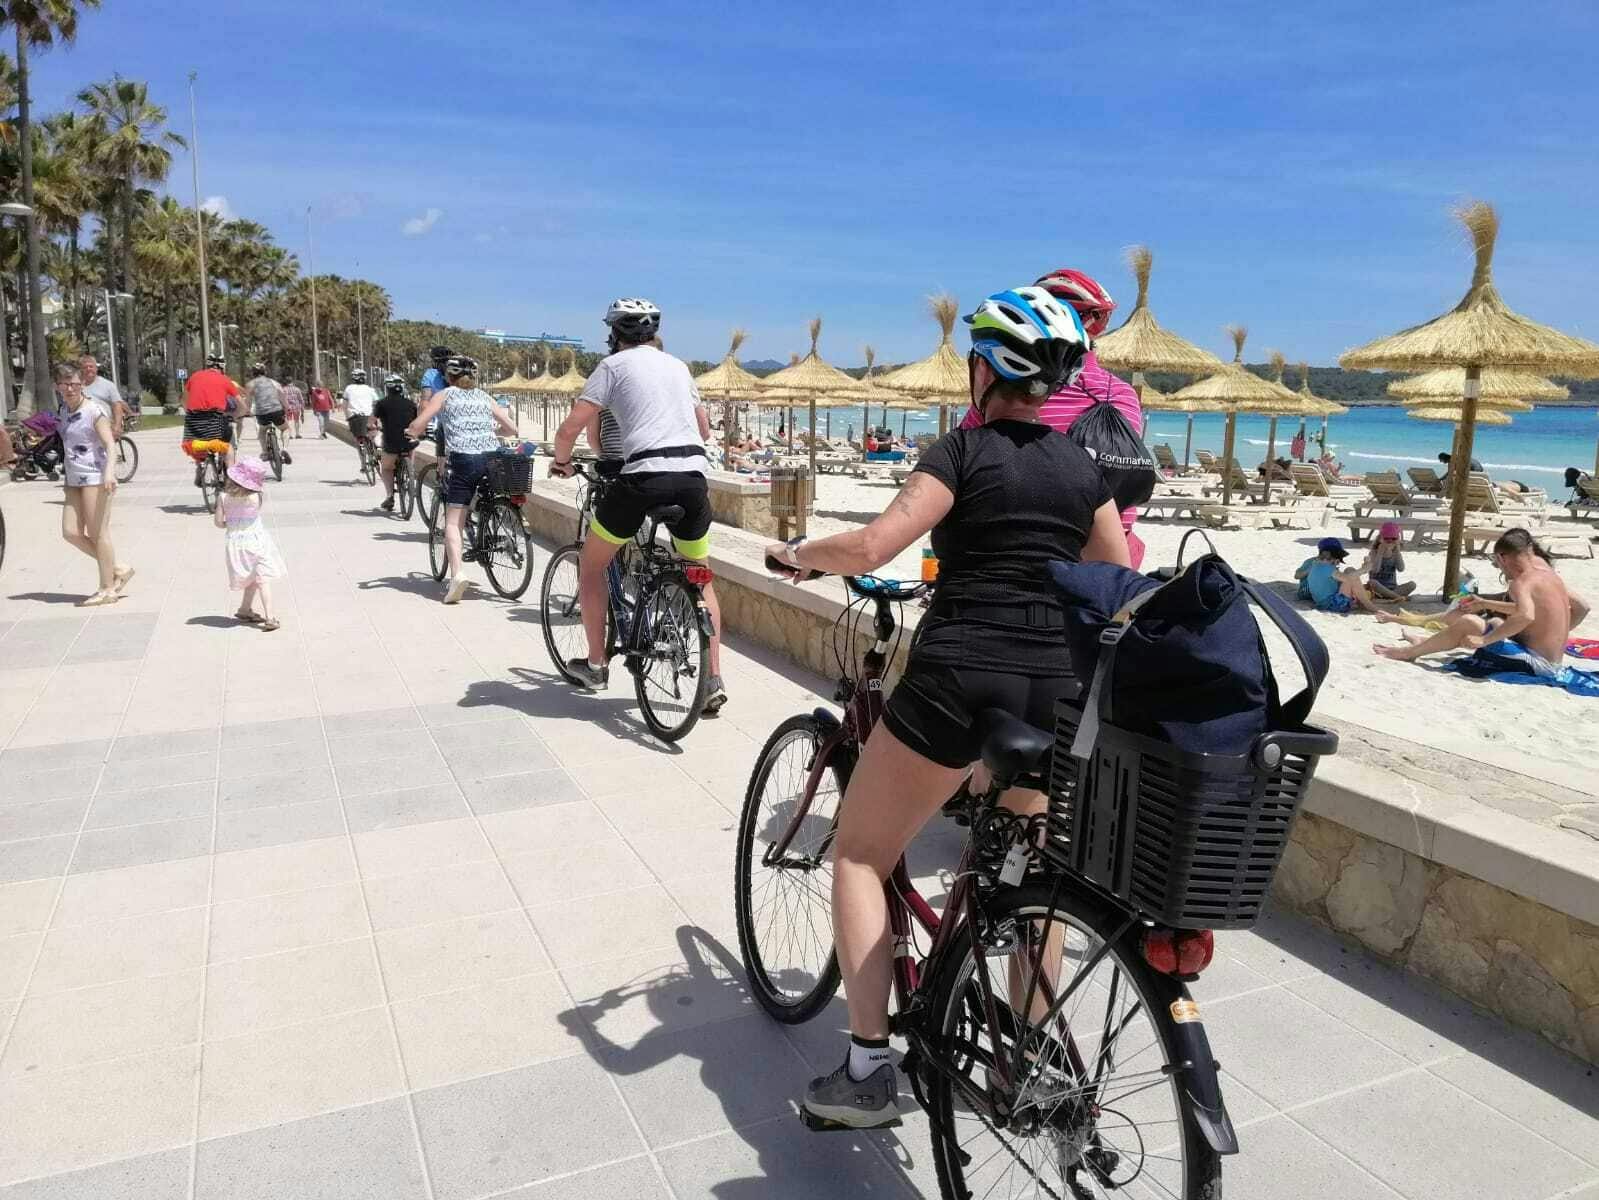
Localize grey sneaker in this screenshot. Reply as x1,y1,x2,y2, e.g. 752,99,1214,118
702,675,728,716
800,1061,900,1131
565,659,609,690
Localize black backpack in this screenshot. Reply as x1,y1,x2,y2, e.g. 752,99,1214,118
1066,390,1157,510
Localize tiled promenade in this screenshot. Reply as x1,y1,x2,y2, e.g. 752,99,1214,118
0,427,1595,1198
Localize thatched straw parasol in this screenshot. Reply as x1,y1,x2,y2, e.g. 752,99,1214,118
1138,386,1226,468
535,348,589,443
1408,405,1514,427
695,329,763,455
1340,201,1599,591
486,368,544,433
874,295,969,435
758,320,874,473
1246,352,1321,504
1387,366,1564,404
1168,326,1299,505
1294,362,1347,459
1094,246,1224,396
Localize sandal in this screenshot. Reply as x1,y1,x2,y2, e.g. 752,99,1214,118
259,618,281,632
112,566,136,594
77,590,120,608
234,610,262,623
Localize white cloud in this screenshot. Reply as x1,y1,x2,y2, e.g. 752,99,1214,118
200,195,235,220
401,207,443,237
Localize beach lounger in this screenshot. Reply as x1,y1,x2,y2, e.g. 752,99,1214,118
1152,443,1203,476
1289,463,1363,503
1210,504,1313,531
1461,472,1547,517
1347,514,1452,545
1201,460,1285,504
1407,466,1446,496
1139,496,1228,526
1568,475,1599,522
1354,471,1442,518
1194,449,1219,473
1461,524,1593,559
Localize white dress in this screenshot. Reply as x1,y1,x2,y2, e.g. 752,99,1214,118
219,493,286,589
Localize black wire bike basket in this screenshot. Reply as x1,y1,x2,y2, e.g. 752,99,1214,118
486,452,533,497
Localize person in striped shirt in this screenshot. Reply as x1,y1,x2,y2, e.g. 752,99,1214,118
956,267,1146,568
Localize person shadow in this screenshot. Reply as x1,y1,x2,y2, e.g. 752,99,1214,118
456,667,686,757
557,925,924,1197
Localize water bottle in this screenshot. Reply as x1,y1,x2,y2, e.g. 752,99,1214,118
920,548,939,583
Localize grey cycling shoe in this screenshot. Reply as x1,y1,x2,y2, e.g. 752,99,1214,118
565,659,609,690
702,675,728,716
800,1061,901,1131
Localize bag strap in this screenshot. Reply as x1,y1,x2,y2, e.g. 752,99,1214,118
1068,585,1162,760
1237,577,1329,727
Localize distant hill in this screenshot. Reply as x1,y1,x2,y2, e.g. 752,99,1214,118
741,358,786,373
1135,365,1599,406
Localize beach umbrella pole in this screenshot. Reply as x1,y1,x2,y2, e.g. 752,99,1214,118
1263,416,1278,505
808,396,817,480
1221,412,1238,507
861,401,869,461
1183,414,1194,468
1441,370,1481,596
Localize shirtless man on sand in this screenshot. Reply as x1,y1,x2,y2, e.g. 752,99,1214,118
1373,528,1589,674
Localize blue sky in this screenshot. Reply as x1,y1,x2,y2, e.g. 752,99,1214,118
26,0,1599,366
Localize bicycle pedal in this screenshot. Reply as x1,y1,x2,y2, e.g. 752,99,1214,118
799,1109,902,1133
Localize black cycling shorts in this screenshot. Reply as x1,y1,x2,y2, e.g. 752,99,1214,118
592,470,712,558
379,422,414,455
348,414,370,440
255,409,285,428
882,658,1074,770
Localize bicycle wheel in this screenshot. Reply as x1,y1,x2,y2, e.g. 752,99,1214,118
417,463,443,531
427,512,449,581
200,455,223,513
734,713,849,1023
481,500,535,599
361,442,377,486
396,458,415,520
113,436,139,483
539,544,612,683
265,428,283,481
633,575,709,742
0,503,7,573
924,880,1221,1200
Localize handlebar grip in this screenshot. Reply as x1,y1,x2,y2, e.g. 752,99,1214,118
764,551,825,582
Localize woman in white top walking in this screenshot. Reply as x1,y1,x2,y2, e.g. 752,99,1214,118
406,355,519,603
56,363,133,606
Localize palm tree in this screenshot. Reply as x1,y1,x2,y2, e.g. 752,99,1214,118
133,195,193,403
1,0,99,412
41,109,95,339
77,73,183,393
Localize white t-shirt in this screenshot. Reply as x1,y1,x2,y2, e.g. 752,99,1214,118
81,375,121,411
579,346,705,475
342,383,377,416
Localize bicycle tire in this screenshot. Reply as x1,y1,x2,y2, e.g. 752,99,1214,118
427,513,448,581
360,442,377,486
396,458,415,520
0,503,6,573
265,428,283,481
417,463,443,531
924,879,1222,1200
482,500,535,599
539,544,614,683
735,713,850,1024
634,575,709,742
114,436,139,483
200,455,224,513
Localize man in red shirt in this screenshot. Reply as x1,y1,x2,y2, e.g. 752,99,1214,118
182,353,241,477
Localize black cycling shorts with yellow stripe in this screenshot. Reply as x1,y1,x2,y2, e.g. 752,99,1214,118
591,470,713,559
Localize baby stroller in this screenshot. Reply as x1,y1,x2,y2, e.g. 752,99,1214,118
9,411,63,481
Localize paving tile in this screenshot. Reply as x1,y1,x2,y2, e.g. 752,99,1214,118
1207,988,1410,1110
0,738,109,774
0,932,41,1000
478,801,613,857
320,705,421,735
0,878,57,938
659,871,741,949
208,882,368,963
656,1118,912,1199
458,767,584,815
625,826,735,882
0,1146,189,1199
215,766,337,813
564,944,754,1050
529,883,687,971
334,755,452,799
108,728,218,763
83,780,214,830
449,743,562,783
0,797,90,844
98,751,216,794
590,783,733,835
1213,907,1353,984
0,836,74,885
6,764,101,805
362,859,519,932
341,783,470,835
1221,1115,1404,1198
210,837,356,904
52,857,210,927
192,1097,428,1200
325,729,421,767
214,800,344,853
197,1007,403,1140
391,971,582,1090
599,1013,809,1147
220,717,317,751
69,817,212,875
500,837,655,909
1297,1069,1594,1200
30,905,206,993
205,937,382,1039
562,754,692,799
1429,1031,1599,1169
489,1158,669,1200
412,1055,646,1200
353,817,494,879
376,910,551,1002
2,969,202,1076
0,1047,197,1186
415,700,512,729
427,716,539,754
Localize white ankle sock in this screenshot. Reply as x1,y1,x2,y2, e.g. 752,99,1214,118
847,1035,891,1081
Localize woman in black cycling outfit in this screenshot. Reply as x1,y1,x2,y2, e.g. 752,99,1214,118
764,286,1129,1129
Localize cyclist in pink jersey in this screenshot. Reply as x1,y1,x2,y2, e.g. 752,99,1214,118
955,267,1146,567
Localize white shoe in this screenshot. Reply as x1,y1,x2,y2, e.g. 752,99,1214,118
443,576,470,605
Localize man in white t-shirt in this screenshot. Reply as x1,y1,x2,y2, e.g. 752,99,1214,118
550,299,726,714
341,369,379,453
78,355,127,435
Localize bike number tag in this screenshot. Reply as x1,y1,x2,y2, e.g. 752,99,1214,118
999,843,1029,887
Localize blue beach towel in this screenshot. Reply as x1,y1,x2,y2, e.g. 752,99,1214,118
1445,642,1599,696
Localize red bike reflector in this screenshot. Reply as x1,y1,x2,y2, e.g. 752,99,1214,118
682,565,714,586
508,495,526,506
1142,928,1214,977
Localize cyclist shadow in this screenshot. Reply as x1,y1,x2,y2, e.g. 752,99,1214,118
355,572,470,600
457,667,686,756
157,503,207,515
338,507,393,518
370,530,428,544
558,925,922,1197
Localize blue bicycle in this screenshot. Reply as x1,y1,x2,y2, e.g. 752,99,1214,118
538,462,714,741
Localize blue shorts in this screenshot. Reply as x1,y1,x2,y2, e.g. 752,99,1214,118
1317,593,1353,614
445,451,492,506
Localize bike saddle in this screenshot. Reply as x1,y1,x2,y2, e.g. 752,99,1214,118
645,504,685,525
976,709,1052,786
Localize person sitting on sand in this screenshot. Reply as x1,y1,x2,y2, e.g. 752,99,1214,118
1374,528,1589,672
1296,536,1386,614
1362,522,1417,599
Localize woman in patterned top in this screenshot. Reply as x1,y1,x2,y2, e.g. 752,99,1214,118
56,363,134,606
406,355,519,603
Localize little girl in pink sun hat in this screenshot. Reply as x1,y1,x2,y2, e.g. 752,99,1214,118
215,457,288,630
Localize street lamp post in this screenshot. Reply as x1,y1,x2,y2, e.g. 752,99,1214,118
0,202,34,421
306,207,320,385
102,289,134,394
188,73,212,355
218,322,239,374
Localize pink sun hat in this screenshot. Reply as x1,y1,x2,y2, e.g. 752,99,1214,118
1378,520,1402,540
227,457,268,492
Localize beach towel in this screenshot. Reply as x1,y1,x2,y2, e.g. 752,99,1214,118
1567,637,1599,661
1446,641,1599,696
